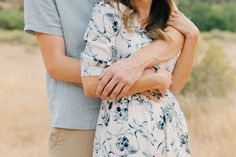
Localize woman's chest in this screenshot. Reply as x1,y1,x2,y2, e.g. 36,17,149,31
112,26,154,61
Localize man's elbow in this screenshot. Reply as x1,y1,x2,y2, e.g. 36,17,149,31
82,85,92,97
46,63,60,80
81,77,97,97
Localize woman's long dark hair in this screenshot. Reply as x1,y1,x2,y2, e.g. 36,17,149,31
106,0,174,39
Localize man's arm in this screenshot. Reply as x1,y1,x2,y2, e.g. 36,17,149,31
24,0,83,83
35,33,82,83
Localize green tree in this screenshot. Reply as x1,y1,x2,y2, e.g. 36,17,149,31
0,9,24,30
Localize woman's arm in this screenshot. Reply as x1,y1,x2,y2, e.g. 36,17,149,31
96,26,184,98
82,71,171,97
168,8,199,94
171,35,198,94
35,33,82,83
81,2,176,99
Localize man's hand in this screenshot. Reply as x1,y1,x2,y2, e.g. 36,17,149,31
96,57,145,99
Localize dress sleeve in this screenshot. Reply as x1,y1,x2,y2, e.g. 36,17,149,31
81,2,121,76
24,0,63,36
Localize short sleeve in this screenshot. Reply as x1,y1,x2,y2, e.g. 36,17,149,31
24,0,63,36
81,2,121,76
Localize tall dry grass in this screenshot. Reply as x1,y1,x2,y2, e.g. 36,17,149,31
0,30,236,157
0,40,49,157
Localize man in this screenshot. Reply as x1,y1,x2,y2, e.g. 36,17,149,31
24,0,194,156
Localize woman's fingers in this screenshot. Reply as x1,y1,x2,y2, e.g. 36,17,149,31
117,81,134,98
167,20,175,28
108,82,126,99
99,76,120,99
96,71,113,96
99,68,108,79
141,91,159,102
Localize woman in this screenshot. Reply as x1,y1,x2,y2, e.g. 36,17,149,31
81,0,198,156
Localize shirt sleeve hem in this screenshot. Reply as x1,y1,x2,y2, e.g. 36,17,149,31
24,24,63,36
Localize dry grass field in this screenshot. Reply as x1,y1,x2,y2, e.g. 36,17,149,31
0,30,236,157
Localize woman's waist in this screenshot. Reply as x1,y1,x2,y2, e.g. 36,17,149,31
101,90,177,104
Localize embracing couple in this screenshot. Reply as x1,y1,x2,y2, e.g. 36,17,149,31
24,0,198,156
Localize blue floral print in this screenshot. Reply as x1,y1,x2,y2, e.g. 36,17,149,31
81,1,191,157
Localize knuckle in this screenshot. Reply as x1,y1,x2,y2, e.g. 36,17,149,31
99,81,106,87
112,90,119,96
110,68,117,74
103,89,110,95
131,78,137,83
115,74,122,80
106,87,112,92
122,79,128,84
126,81,132,86
127,78,135,84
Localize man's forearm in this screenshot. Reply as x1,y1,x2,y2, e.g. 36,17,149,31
47,56,82,84
82,73,169,97
36,33,82,84
170,35,198,94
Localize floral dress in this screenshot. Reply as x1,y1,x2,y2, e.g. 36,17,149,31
81,1,191,157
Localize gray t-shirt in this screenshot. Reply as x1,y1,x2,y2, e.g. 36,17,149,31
24,0,101,129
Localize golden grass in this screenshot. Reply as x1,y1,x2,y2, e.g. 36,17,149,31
179,94,236,157
0,30,236,157
0,43,49,157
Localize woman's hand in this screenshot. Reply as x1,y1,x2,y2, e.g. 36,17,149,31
168,7,199,39
97,57,145,99
140,68,161,102
167,5,199,94
140,68,172,102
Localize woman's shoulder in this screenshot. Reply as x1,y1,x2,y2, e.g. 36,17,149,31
92,1,119,16
90,1,122,35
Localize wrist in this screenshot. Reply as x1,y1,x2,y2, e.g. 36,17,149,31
185,29,199,40
131,54,156,69
129,55,146,69
126,56,146,71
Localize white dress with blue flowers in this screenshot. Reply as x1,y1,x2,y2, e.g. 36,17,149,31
81,1,190,157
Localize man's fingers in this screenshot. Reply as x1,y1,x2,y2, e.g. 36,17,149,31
96,72,113,96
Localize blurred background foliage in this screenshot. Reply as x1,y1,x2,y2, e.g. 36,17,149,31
178,0,236,32
0,0,236,31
